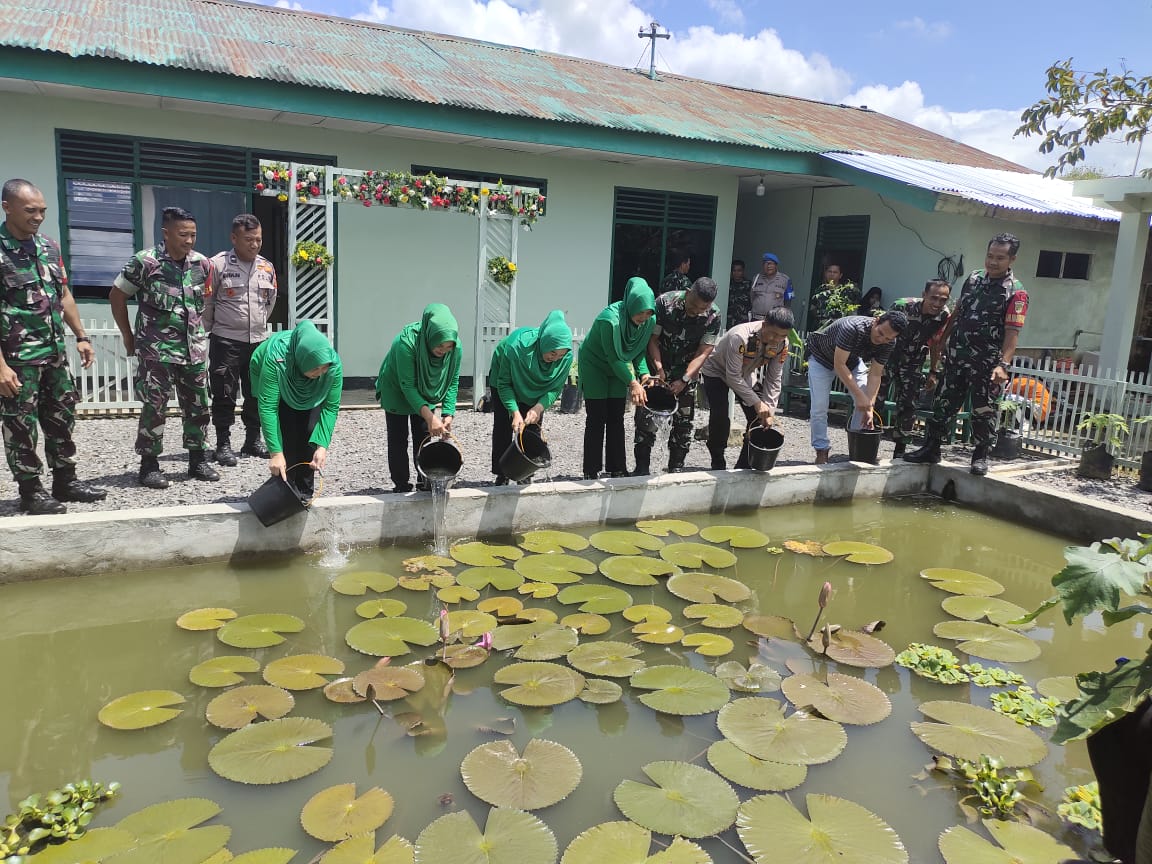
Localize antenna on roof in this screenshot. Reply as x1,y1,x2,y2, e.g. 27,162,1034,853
637,21,670,80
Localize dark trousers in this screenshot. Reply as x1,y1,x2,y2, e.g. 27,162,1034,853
491,399,534,475
279,401,320,495
0,363,77,484
583,397,626,477
926,355,1002,449
703,375,756,469
889,359,926,443
385,410,429,490
634,384,695,470
209,334,259,436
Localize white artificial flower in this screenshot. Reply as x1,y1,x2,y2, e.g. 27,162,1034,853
307,172,317,182
264,169,273,180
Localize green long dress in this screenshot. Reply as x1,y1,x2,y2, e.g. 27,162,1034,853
577,278,656,398
490,309,574,412
375,303,462,416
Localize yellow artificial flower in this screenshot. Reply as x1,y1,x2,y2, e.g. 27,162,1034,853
481,187,490,196
508,263,517,272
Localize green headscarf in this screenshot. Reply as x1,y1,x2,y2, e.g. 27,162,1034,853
278,320,339,410
502,309,573,400
595,277,656,362
412,303,459,398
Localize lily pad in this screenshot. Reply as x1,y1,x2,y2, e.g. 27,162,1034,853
940,595,1033,629
112,798,231,864
345,617,439,657
206,684,295,729
263,654,345,690
718,697,847,765
507,624,579,660
707,740,807,792
331,571,398,595
190,655,262,688
492,621,558,649
441,644,492,669
635,518,700,537
667,572,752,603
458,567,525,591
700,526,771,548
177,607,238,630
623,604,673,624
821,541,894,565
398,572,456,591
209,717,333,784
560,821,710,864
629,665,729,715
781,671,891,725
323,834,413,864
437,585,481,604
352,665,426,700
684,603,744,628
518,607,559,622
742,614,800,640
301,784,394,842
660,542,738,569
613,761,738,838
810,629,896,668
415,808,556,864
599,555,677,586
557,584,633,614
403,554,456,572
920,568,1005,597
1036,676,1080,702
567,641,647,678
446,610,499,639
31,827,135,863
479,596,525,617
495,661,586,707
737,793,908,864
323,677,367,704
217,613,306,649
461,739,583,809
931,621,1042,663
451,542,524,567
783,540,827,557
579,679,624,704
715,661,783,693
356,598,409,619
560,613,611,635
939,819,1076,864
519,581,559,599
518,529,591,553
98,690,186,730
681,633,735,657
515,553,597,584
911,700,1047,766
590,530,665,555
231,851,298,864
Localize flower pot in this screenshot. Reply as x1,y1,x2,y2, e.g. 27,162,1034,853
991,429,1022,460
1086,698,1152,864
1139,451,1152,493
559,383,583,414
1077,442,1115,480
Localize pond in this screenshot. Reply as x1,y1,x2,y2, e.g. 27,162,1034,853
0,498,1134,863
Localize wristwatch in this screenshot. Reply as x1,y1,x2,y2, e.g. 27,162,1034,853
75,336,91,343
681,374,692,384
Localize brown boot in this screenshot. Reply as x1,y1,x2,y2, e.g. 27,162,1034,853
814,449,830,465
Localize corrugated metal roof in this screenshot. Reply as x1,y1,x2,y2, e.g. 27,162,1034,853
824,151,1120,221
3,0,1025,170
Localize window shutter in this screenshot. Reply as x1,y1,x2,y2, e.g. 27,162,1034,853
816,215,870,249
58,132,135,179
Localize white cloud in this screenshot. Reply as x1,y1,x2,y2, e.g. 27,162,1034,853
707,0,745,29
894,17,952,39
275,0,305,8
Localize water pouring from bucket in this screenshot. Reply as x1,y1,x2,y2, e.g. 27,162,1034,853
247,463,324,527
498,422,551,483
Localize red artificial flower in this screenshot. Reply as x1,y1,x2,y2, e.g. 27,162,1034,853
538,195,545,201
310,185,321,196
400,186,409,195
415,179,423,189
255,182,265,192
338,176,347,185
315,257,323,264
296,181,304,191
362,199,372,207
457,186,466,194
271,171,280,181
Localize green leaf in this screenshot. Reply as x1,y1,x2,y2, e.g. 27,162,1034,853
300,784,394,842
629,665,730,715
457,567,525,591
515,553,597,584
560,613,611,635
217,613,305,648
706,741,807,792
667,572,752,603
230,851,298,864
98,690,185,730
680,633,735,656
321,834,413,864
263,654,345,690
206,684,295,729
446,610,499,638
938,819,1076,864
30,827,134,863
940,596,1033,629
578,679,623,704
590,530,665,555
189,655,262,688
345,616,439,657
437,585,481,604
613,761,739,838
911,701,1047,766
511,624,580,661
660,542,737,569
781,671,892,725
330,571,398,595
718,697,847,765
821,541,894,564
556,584,633,614
598,555,678,586
699,525,770,548
450,542,524,567
635,519,700,537
931,621,1041,663
1050,542,1150,624
518,529,591,553
567,641,646,677
356,598,409,619
461,739,583,809
810,629,896,668
919,569,1004,597
1035,676,1080,702
560,821,710,864
351,665,426,701
495,661,586,707
112,798,230,864
715,661,783,693
1051,658,1152,744
741,614,799,640
176,607,237,630
208,717,333,784
683,603,744,628
415,808,557,864
737,793,908,864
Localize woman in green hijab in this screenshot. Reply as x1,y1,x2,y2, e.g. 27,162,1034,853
376,303,462,493
249,319,342,495
578,278,656,479
488,309,573,485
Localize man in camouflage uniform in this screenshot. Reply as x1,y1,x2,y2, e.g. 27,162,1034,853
660,249,692,294
109,206,220,488
887,279,951,458
0,179,106,514
634,277,721,474
726,259,753,327
205,213,277,466
906,234,1028,475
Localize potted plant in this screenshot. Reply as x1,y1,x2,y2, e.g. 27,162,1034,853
992,398,1023,460
1075,412,1129,480
1133,415,1152,492
559,358,582,414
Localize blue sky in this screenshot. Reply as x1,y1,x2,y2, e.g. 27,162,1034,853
266,0,1150,173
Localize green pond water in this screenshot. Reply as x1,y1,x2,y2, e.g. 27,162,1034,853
0,497,1140,862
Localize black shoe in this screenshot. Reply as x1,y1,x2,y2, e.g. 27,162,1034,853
241,433,269,459
630,465,650,477
18,482,66,515
903,438,942,464
189,450,221,482
392,483,413,493
139,455,169,489
710,461,726,470
582,472,599,480
214,435,238,467
669,466,688,473
608,471,627,478
51,475,107,503
970,444,990,476
493,474,510,486
891,440,907,459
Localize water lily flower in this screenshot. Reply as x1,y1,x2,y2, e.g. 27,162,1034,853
478,632,493,651
819,581,833,608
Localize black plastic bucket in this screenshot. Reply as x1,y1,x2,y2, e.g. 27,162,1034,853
248,475,310,527
1077,443,1114,480
746,425,784,472
1140,451,1152,492
417,437,463,482
846,428,882,464
642,383,678,416
992,430,1022,460
498,423,552,482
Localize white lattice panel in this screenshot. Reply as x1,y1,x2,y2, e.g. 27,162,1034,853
287,167,335,341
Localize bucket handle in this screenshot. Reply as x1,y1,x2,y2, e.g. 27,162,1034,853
285,461,324,506
847,407,885,430
517,423,546,453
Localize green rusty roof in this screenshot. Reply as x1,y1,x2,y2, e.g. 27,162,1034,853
0,0,1025,171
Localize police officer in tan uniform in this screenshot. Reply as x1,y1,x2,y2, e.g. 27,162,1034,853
205,214,278,466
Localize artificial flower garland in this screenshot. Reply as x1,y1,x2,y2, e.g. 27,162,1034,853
487,256,517,287
293,240,334,270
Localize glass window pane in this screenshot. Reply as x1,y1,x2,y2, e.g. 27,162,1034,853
65,180,135,292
